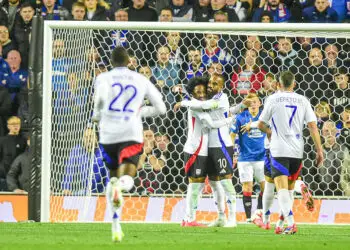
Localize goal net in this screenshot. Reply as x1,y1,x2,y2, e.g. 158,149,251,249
41,22,350,223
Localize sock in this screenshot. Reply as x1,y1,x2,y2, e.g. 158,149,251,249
262,182,275,224
106,179,122,232
185,182,205,222
209,180,226,219
220,179,236,222
276,214,284,228
287,190,295,226
119,175,134,192
257,191,263,210
277,189,294,226
243,191,252,220
294,179,304,194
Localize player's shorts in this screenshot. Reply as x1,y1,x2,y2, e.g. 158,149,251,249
101,141,143,170
264,149,272,178
270,156,302,180
237,161,265,183
207,147,234,177
184,152,208,178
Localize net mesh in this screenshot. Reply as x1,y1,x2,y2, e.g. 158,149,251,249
47,26,350,223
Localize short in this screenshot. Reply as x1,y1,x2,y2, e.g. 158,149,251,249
264,149,272,178
101,141,143,170
237,161,265,183
207,147,234,177
270,156,302,180
184,153,208,178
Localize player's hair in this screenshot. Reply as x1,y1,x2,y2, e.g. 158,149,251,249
279,70,295,88
111,46,129,67
186,76,209,95
246,92,259,99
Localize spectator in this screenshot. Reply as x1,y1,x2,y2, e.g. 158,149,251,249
0,83,11,137
159,7,174,22
315,121,347,196
164,31,185,67
302,0,338,23
127,54,139,71
0,6,9,27
315,101,333,129
42,0,70,20
210,0,240,21
127,0,158,21
152,45,180,105
70,2,86,20
297,47,332,106
0,43,11,85
16,83,29,134
323,44,342,74
260,10,273,22
283,0,315,22
135,129,165,194
245,35,273,71
3,50,28,114
138,64,157,85
231,48,266,98
271,36,302,74
201,33,234,73
6,134,30,193
329,0,347,22
0,116,27,191
294,36,312,61
340,150,350,196
252,0,291,22
185,46,205,80
339,108,350,150
83,0,109,21
3,0,21,32
192,0,211,22
170,0,193,22
0,25,17,59
258,72,277,103
62,128,109,195
207,61,224,76
11,3,34,70
110,9,130,49
330,68,349,118
226,0,249,21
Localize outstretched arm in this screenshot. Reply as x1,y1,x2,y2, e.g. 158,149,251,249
141,81,166,117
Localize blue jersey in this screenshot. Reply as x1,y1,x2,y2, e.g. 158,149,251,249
231,109,265,162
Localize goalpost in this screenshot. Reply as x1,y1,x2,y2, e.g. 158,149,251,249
41,21,350,223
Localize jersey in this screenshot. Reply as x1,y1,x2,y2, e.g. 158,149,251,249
183,109,209,156
231,109,265,161
259,91,317,158
93,67,166,144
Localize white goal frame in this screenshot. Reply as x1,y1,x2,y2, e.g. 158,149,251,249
41,21,350,222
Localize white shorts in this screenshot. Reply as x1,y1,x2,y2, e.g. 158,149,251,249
237,161,265,183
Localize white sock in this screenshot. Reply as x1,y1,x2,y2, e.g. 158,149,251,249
185,182,205,222
220,179,236,222
277,189,294,227
294,179,304,194
209,180,226,219
262,182,275,224
119,175,134,192
106,179,122,232
287,190,295,226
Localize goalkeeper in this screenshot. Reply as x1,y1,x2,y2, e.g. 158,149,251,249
92,46,166,242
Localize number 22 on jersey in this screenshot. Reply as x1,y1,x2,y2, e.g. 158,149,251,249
108,83,138,113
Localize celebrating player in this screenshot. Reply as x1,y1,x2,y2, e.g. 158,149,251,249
177,74,251,227
92,46,166,242
230,93,266,223
257,71,324,234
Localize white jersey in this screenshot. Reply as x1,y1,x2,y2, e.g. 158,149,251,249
259,91,317,158
183,109,209,156
93,67,166,144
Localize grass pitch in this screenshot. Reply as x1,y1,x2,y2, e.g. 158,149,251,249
0,223,349,250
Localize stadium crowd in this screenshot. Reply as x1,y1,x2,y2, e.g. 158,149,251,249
0,0,349,197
